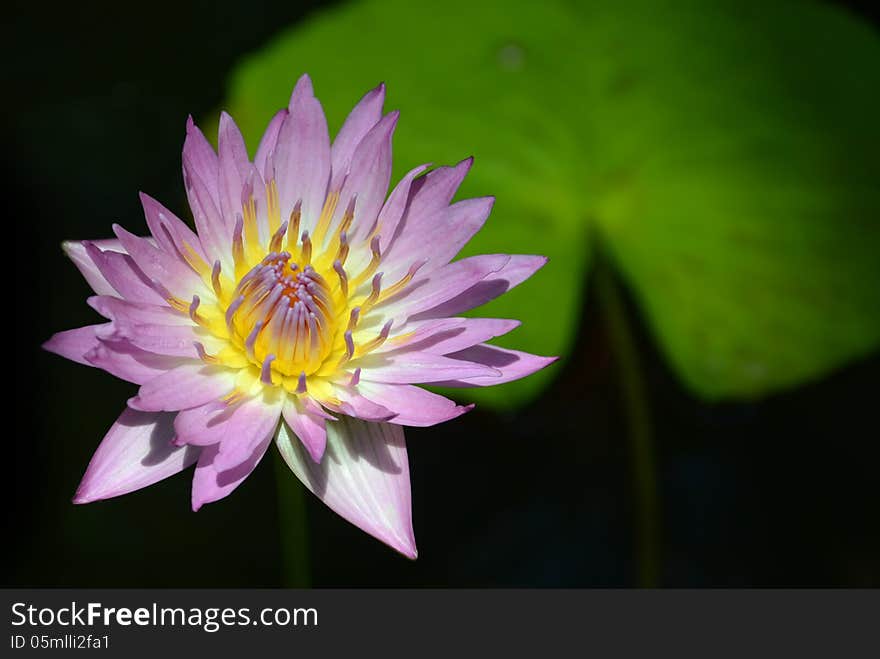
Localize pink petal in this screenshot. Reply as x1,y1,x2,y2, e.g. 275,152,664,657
97,321,210,360
357,382,472,427
335,111,398,243
330,82,385,191
254,109,287,181
401,158,472,223
383,196,494,278
88,296,191,327
212,397,282,472
275,74,331,231
325,386,395,423
73,407,199,504
139,192,205,262
182,116,220,207
378,317,520,355
62,239,123,296
375,254,510,320
282,397,328,463
83,242,166,304
413,255,548,318
174,394,280,448
42,325,104,366
112,224,205,299
276,417,417,558
183,152,231,267
191,429,273,511
129,364,235,412
376,164,430,252
437,344,558,387
84,339,185,385
217,111,252,225
355,350,500,384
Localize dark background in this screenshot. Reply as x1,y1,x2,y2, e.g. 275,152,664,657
5,0,880,586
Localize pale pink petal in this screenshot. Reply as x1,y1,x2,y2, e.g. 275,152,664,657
357,382,472,427
129,364,235,412
355,350,500,384
437,344,558,387
276,417,416,558
62,239,123,296
191,429,273,511
413,255,548,318
73,407,200,504
330,82,385,191
275,74,331,231
282,397,328,463
42,325,104,365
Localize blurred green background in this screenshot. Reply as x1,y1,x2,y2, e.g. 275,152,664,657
6,0,880,586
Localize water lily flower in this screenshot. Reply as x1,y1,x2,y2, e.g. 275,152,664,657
43,75,555,558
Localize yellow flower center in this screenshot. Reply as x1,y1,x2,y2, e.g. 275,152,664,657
172,181,421,397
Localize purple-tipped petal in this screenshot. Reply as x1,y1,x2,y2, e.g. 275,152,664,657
62,239,124,296
330,82,385,191
275,74,331,231
437,344,558,387
42,325,104,366
357,382,472,427
413,255,548,318
356,350,500,384
191,429,273,511
74,407,199,504
276,417,417,559
282,397,328,463
129,364,235,412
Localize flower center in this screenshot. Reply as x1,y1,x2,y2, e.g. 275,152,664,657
229,251,337,377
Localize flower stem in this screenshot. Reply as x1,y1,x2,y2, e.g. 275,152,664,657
595,260,660,587
273,450,311,587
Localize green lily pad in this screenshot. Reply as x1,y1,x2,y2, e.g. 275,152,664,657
224,0,880,404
